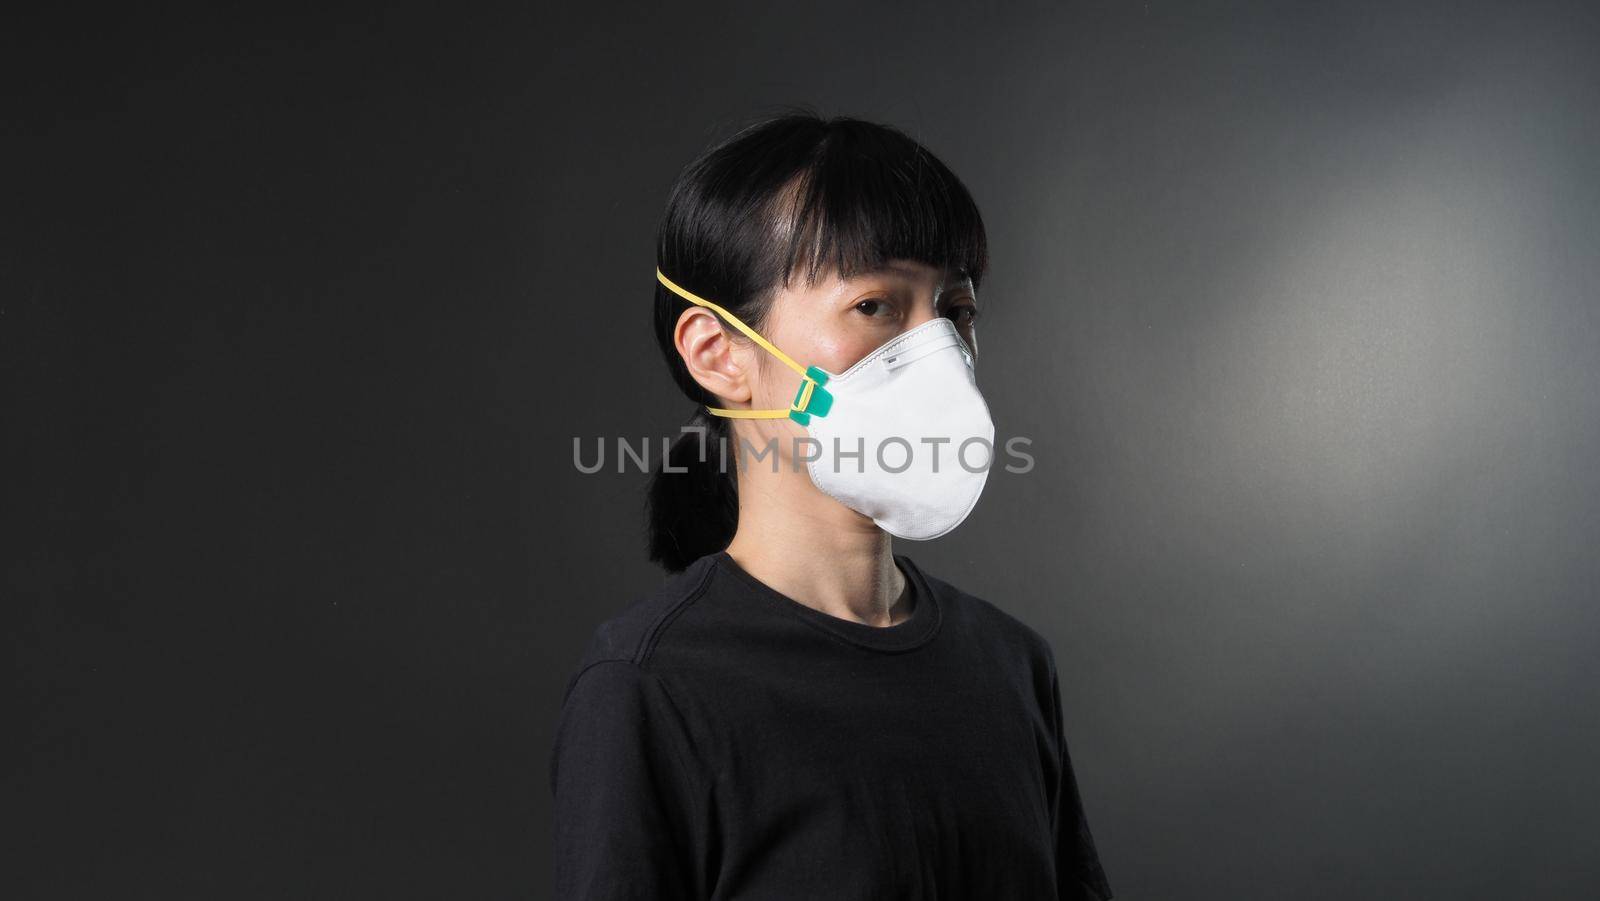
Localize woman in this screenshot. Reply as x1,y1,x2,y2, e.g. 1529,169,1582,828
549,111,1113,900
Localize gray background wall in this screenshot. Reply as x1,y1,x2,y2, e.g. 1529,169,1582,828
9,1,1599,898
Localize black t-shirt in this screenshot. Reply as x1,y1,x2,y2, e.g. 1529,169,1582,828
548,551,1113,900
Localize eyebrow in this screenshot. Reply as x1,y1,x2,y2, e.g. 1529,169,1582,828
868,260,926,277
867,260,970,284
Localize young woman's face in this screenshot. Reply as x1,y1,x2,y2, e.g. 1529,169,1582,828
674,257,979,438
746,259,979,411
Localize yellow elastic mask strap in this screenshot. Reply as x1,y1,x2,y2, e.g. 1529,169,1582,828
656,267,834,424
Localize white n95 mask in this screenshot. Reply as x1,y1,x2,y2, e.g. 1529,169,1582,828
657,267,996,540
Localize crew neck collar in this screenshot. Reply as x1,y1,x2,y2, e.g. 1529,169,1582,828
711,550,942,653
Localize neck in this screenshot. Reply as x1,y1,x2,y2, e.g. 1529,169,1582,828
722,435,908,627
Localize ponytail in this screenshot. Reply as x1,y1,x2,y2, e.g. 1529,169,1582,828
647,408,737,571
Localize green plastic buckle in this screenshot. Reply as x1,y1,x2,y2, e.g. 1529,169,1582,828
787,365,833,425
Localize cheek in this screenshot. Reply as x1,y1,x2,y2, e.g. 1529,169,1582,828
758,313,884,394
806,330,885,375
752,329,871,406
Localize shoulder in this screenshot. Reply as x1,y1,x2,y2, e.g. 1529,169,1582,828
559,554,720,704
903,554,1060,675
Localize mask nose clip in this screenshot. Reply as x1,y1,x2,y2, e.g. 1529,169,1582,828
788,366,833,425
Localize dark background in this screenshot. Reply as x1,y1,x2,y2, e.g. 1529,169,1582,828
8,1,1599,898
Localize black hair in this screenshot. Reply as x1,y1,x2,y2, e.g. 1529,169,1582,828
647,105,990,571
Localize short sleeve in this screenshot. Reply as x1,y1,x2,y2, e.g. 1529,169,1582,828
1047,653,1114,901
549,659,707,900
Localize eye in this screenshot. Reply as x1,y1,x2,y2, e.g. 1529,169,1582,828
854,297,896,318
944,304,979,326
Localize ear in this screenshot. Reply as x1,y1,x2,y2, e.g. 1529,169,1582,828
674,307,753,405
